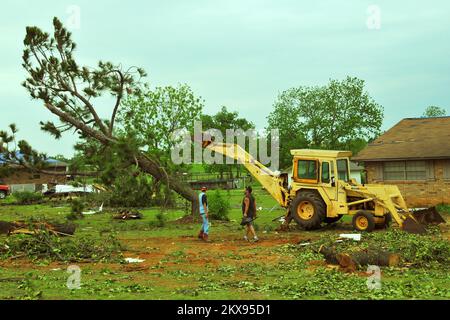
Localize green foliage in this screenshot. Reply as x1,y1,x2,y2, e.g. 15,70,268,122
436,203,450,214
13,191,43,205
0,232,123,262
201,106,255,177
17,277,43,300
423,106,447,117
119,84,204,170
107,173,154,208
155,211,166,227
254,267,449,299
267,76,384,168
73,137,140,186
68,198,84,220
0,125,52,176
299,229,450,268
208,190,231,221
22,17,145,137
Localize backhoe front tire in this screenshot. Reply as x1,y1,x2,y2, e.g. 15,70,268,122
352,211,375,232
290,191,326,230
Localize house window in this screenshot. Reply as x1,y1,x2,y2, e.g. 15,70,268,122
444,160,450,180
383,161,426,180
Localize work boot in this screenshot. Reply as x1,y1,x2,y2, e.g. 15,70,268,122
198,230,204,239
202,233,209,242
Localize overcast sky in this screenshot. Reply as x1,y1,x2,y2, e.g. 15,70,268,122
1,0,449,157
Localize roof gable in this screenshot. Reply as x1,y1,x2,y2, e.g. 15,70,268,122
353,117,450,161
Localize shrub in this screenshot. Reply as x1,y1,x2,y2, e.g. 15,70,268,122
208,190,231,221
13,191,43,205
436,203,450,214
88,174,157,208
0,231,124,262
110,174,154,207
67,198,85,220
300,229,450,267
155,211,166,227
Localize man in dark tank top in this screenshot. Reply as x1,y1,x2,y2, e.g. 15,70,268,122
242,186,259,242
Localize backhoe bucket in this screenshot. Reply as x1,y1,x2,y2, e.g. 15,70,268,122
411,207,446,225
401,216,427,234
401,207,445,234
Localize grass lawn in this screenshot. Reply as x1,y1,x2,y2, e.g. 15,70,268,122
0,189,449,300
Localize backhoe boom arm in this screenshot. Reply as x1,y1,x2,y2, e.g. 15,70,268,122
204,142,288,207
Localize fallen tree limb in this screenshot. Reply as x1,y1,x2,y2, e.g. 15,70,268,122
0,277,25,282
0,221,76,236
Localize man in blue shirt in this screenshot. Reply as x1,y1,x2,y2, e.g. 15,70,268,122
198,186,209,241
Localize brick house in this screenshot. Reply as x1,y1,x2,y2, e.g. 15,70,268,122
353,117,450,207
0,157,68,192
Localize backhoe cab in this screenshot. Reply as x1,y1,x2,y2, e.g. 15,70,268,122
286,149,444,233
288,150,357,230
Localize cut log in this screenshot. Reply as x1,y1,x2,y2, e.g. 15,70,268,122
50,223,76,235
318,246,400,272
0,221,76,236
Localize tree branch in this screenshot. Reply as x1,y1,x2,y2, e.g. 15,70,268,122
109,70,125,135
44,102,113,145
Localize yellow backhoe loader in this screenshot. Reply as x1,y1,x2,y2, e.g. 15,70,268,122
201,140,445,234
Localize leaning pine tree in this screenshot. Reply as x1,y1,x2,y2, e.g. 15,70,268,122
2,17,200,213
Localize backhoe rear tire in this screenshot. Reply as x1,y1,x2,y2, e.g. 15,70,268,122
352,211,375,232
290,191,326,230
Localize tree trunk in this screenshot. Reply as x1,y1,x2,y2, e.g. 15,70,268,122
135,154,198,215
319,246,400,272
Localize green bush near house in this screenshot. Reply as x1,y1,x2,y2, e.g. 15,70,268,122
67,198,85,220
436,203,450,215
13,191,44,205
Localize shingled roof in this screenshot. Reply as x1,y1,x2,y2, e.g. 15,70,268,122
353,116,450,161
0,152,68,167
